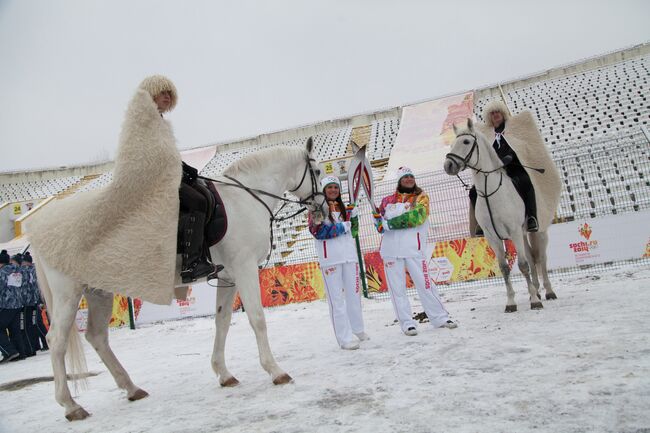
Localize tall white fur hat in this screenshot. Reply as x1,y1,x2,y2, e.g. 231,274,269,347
482,100,511,127
320,175,341,190
138,75,178,112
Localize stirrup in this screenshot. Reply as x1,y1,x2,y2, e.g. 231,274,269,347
526,216,539,232
207,264,225,283
181,260,215,284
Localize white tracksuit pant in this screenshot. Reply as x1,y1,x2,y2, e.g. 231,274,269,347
321,262,364,347
383,257,449,332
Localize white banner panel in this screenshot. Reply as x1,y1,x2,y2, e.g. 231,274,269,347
507,209,650,276
181,145,217,173
386,92,474,180
546,210,650,268
135,281,217,325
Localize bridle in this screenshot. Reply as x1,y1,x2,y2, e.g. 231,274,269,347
446,132,506,240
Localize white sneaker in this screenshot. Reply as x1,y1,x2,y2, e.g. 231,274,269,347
404,327,418,336
354,332,370,341
439,320,458,329
341,341,360,350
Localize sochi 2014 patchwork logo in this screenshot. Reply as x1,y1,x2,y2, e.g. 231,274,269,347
323,267,337,276
569,222,599,263
579,222,592,240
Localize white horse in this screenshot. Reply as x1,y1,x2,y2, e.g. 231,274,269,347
443,119,557,313
33,140,323,421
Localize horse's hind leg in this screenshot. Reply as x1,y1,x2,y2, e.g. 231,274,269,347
530,231,556,300
235,262,292,385
210,276,240,387
512,232,543,310
523,232,541,297
40,265,89,421
84,289,148,401
486,234,517,312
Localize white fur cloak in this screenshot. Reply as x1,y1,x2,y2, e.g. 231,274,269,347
476,106,562,230
28,89,182,305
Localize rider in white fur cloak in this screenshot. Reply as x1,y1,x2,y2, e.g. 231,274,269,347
468,100,561,236
28,76,217,305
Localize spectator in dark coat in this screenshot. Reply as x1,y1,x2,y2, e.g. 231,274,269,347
0,250,26,362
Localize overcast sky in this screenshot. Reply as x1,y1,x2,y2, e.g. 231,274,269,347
1,0,648,173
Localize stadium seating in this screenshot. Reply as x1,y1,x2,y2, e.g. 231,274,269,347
0,176,82,203
475,56,649,146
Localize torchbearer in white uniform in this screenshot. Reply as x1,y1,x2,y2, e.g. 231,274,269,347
309,176,368,350
374,167,458,336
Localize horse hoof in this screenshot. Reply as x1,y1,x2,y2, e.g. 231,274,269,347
272,373,293,385
220,376,240,387
65,407,91,421
505,305,517,313
531,302,544,310
546,293,557,300
128,388,149,401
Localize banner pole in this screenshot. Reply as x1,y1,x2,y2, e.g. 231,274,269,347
127,297,136,330
354,234,369,299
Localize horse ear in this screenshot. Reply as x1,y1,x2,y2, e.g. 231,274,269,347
306,137,314,154
467,118,474,131
453,123,458,135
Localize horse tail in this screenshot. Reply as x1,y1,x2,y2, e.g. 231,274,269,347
35,261,88,389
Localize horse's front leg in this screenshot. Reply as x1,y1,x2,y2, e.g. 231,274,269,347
211,272,240,387
486,234,517,312
234,262,292,385
512,231,543,310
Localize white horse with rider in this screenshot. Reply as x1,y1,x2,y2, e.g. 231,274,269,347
27,76,324,420
443,100,562,313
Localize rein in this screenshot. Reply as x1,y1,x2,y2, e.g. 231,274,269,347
198,155,323,267
446,133,508,240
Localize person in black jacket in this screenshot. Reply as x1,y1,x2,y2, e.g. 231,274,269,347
469,107,538,235
19,252,42,354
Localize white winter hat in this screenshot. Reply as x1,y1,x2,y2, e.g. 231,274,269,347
396,166,414,180
320,175,341,190
138,75,178,112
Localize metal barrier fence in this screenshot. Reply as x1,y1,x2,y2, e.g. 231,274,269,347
264,127,650,301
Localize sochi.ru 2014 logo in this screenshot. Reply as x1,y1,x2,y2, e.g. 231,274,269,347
570,222,599,253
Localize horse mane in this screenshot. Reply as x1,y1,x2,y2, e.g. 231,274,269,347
223,146,306,177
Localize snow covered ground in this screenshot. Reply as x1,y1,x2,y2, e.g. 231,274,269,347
1,265,649,433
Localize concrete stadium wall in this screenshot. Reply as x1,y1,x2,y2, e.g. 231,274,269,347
0,199,43,242
0,161,113,185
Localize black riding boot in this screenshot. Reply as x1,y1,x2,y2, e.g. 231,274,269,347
511,173,539,233
180,211,215,283
523,185,538,232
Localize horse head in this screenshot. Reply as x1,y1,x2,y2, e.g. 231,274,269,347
444,118,479,176
289,137,325,216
